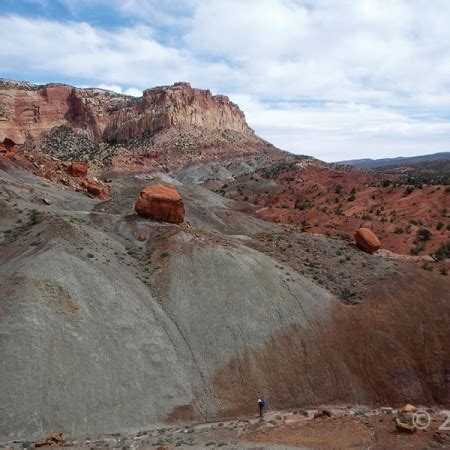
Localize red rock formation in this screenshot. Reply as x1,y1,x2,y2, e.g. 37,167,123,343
135,184,185,223
104,82,254,142
0,80,254,147
82,180,107,199
0,79,131,145
354,228,381,253
68,162,88,177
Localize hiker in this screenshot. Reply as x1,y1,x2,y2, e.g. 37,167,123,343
257,398,266,418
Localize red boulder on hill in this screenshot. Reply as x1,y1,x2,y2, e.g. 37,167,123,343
354,228,381,254
135,184,185,224
68,162,88,177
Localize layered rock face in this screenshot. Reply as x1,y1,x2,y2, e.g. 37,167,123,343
0,79,254,148
104,82,253,142
0,79,133,146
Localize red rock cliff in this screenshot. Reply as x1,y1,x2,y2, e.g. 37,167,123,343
103,82,254,142
0,79,254,147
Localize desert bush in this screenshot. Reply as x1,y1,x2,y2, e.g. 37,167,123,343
410,242,425,255
416,228,432,241
301,219,310,231
432,242,450,261
27,209,42,226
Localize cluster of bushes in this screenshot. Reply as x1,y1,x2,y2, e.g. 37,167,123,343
432,242,450,261
416,228,432,241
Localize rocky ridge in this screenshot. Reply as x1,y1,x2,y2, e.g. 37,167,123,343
0,79,253,146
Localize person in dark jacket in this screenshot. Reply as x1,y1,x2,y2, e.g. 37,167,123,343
257,398,266,418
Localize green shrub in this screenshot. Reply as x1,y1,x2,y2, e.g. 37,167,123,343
27,209,42,226
416,228,432,241
432,242,450,261
301,219,310,232
410,242,425,255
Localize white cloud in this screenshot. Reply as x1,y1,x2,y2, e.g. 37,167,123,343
232,94,450,161
95,84,142,97
1,1,450,159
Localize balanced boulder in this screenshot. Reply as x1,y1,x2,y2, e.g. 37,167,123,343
135,184,184,223
354,228,380,253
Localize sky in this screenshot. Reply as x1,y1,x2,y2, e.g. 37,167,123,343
1,0,450,161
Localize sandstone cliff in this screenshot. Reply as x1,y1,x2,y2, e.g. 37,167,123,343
0,80,253,147
104,82,254,142
0,79,133,145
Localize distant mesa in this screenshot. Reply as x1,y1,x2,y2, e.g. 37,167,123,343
336,152,450,169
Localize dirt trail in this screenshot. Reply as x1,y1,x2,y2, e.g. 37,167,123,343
3,405,449,448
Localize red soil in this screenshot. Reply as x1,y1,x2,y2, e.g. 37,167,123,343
218,164,449,256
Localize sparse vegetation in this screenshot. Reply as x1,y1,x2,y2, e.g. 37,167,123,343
432,242,450,261
416,228,432,241
410,242,425,255
27,209,42,226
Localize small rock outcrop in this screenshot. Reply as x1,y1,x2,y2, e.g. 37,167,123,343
35,432,66,447
395,418,416,433
354,228,381,253
82,180,107,199
68,162,88,177
135,184,184,223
